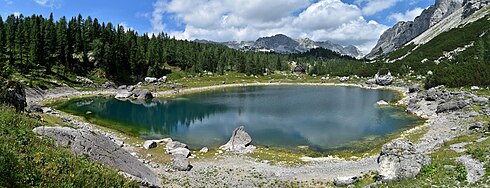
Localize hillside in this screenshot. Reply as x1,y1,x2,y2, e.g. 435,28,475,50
376,5,490,87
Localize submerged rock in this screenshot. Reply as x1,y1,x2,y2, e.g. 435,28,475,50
220,126,255,154
377,100,389,106
32,126,161,187
377,138,431,182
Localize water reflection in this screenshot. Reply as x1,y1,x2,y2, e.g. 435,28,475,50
59,86,420,151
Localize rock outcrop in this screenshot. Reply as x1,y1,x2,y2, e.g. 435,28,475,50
436,100,470,113
32,126,161,187
333,176,360,186
463,0,490,18
220,126,255,154
375,72,394,86
377,138,431,182
367,0,465,58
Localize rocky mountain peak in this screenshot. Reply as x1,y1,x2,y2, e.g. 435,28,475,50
366,0,476,59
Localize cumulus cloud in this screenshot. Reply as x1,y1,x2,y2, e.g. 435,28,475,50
389,7,424,22
151,0,390,53
355,0,400,16
33,0,62,8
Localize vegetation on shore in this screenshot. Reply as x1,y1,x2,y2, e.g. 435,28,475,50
0,104,138,187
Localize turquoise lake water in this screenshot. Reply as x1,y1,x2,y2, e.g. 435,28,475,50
58,86,421,152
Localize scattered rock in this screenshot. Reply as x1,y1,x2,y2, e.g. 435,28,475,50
377,100,389,106
29,104,43,113
365,79,376,85
158,76,167,83
169,148,191,157
377,138,431,182
131,89,153,100
101,81,117,89
375,72,394,86
423,88,453,101
471,86,480,91
339,77,350,82
200,147,209,153
333,176,360,186
145,77,158,83
172,155,192,171
143,140,157,150
115,90,132,99
469,122,486,132
32,126,161,187
166,141,188,153
455,155,485,183
472,96,489,105
220,126,255,154
450,142,470,153
408,84,421,93
436,100,470,113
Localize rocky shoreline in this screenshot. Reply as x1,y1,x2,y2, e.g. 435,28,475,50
25,81,490,187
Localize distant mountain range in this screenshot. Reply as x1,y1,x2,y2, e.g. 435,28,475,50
195,34,363,58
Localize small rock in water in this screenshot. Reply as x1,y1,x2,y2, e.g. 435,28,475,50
377,100,389,106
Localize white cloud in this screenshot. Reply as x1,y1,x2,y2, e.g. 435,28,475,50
355,0,400,16
33,0,62,8
12,12,21,17
4,0,13,5
151,0,390,53
389,7,424,22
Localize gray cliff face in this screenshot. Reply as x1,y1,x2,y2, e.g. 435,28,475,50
463,0,490,18
367,0,465,59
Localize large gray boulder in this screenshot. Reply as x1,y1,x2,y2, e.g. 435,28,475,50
131,89,153,100
375,72,394,86
166,141,187,153
423,88,453,101
436,100,470,113
115,90,132,99
143,140,157,150
172,155,192,171
377,138,431,182
168,148,191,158
220,126,255,153
32,126,161,187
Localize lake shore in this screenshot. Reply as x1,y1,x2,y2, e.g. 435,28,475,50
25,81,486,186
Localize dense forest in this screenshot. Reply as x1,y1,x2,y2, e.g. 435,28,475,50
0,13,298,84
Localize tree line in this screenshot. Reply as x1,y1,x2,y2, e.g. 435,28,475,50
0,13,297,84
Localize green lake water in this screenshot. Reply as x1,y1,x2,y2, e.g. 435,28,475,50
57,86,421,152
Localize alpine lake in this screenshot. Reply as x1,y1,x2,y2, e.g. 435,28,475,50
55,86,423,155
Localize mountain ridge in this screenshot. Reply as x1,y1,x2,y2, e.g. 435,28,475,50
195,34,363,58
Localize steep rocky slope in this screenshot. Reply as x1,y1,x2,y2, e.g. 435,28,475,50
366,0,489,59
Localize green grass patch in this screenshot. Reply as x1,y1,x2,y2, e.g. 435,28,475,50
0,104,138,187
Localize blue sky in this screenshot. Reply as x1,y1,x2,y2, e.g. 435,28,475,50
1,0,434,53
